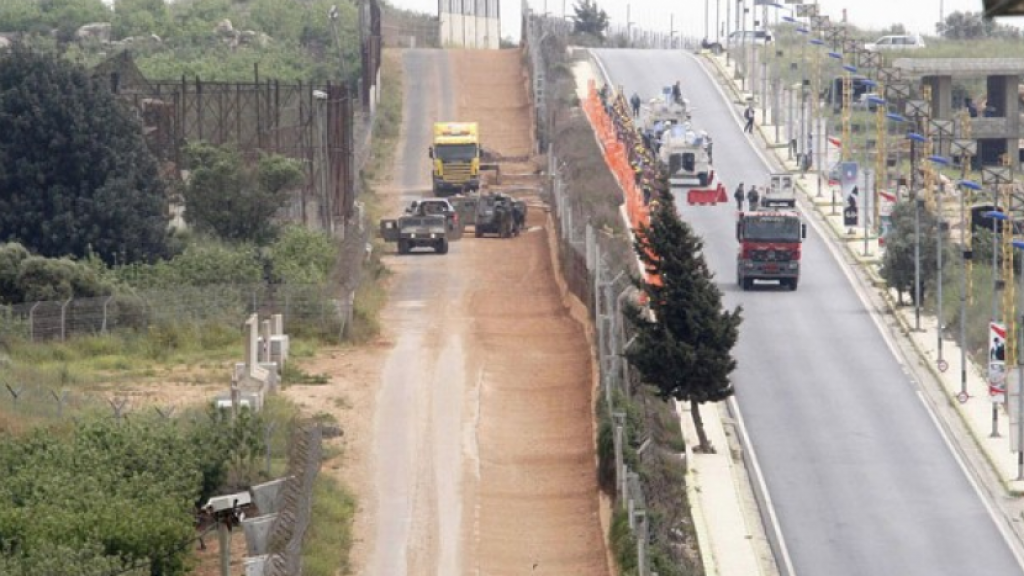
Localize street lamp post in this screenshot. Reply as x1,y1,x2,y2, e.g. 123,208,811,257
1014,239,1024,479
809,37,826,199
959,179,983,401
930,155,953,364
908,132,928,331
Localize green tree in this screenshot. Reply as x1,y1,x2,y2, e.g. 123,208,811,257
0,47,170,265
937,10,1022,39
112,0,169,39
623,195,742,453
181,142,303,245
881,198,939,305
0,0,44,33
572,0,609,39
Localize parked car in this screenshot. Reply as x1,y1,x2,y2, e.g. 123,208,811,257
852,92,884,111
864,35,925,51
723,30,773,49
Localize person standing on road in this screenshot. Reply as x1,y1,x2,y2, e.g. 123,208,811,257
630,92,642,118
743,104,755,133
746,185,760,211
734,182,745,210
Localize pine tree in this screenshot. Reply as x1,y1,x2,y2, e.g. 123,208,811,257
623,194,742,453
572,0,609,39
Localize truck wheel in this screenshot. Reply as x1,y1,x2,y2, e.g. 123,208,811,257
397,240,410,255
742,278,754,291
436,239,449,254
474,228,483,238
788,278,799,291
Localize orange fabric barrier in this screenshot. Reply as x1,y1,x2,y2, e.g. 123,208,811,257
581,83,660,289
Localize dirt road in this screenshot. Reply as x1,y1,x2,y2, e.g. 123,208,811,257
358,48,610,575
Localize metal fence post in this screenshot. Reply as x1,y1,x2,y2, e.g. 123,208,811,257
28,302,39,342
102,295,114,334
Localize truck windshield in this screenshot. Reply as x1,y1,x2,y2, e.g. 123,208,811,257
742,216,801,241
436,144,478,161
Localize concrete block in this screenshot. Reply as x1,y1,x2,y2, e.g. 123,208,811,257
244,554,269,576
241,514,277,555
269,335,290,368
250,477,291,514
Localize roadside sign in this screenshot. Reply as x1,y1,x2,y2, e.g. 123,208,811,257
938,359,949,372
990,321,1007,403
840,162,859,227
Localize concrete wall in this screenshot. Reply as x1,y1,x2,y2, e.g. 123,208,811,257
440,0,500,48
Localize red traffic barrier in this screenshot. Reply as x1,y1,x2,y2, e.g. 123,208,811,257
687,188,721,206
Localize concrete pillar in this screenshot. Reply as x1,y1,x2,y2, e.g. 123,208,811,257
925,75,953,120
260,319,272,364
1003,75,1021,168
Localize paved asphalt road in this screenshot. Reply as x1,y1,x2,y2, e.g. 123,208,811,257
593,48,1024,576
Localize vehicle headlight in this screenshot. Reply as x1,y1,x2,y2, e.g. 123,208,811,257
743,262,755,269
431,233,438,239
789,262,799,269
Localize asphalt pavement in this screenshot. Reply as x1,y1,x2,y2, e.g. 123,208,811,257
586,48,1024,576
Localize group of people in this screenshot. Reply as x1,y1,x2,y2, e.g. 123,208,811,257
600,85,669,207
733,182,763,211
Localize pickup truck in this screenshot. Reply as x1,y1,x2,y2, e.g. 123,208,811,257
379,214,450,254
407,198,463,239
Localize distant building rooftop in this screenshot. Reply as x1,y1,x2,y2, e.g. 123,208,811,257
892,58,1024,77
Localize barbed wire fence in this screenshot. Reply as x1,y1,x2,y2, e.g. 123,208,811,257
263,423,323,576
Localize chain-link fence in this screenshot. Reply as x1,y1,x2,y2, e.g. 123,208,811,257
549,146,672,574
0,282,353,343
530,10,705,572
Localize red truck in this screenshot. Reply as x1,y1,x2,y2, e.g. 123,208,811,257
736,209,807,291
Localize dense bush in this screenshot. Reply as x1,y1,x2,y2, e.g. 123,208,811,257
14,256,112,303
0,0,111,36
267,226,339,285
182,142,304,245
0,413,252,575
0,243,115,305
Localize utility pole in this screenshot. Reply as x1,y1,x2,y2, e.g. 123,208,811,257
952,114,976,401
716,0,721,41
705,0,709,40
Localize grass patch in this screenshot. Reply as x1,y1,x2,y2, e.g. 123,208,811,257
610,507,639,574
346,48,403,344
282,362,330,385
301,474,358,576
363,49,405,182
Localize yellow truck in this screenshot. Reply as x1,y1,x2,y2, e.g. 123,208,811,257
429,122,481,196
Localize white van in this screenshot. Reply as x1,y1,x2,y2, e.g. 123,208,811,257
864,35,925,51
724,30,773,48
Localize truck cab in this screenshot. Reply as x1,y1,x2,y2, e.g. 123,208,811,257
430,122,481,196
736,210,807,290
